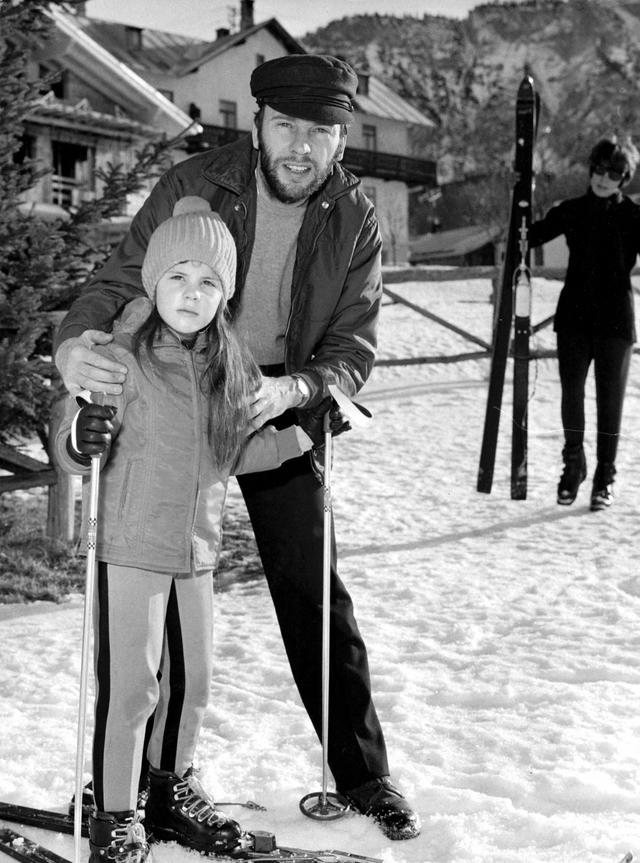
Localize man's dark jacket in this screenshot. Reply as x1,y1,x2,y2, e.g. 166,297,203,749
56,136,383,405
529,189,640,342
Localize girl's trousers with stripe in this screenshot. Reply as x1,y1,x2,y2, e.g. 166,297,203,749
92,562,214,813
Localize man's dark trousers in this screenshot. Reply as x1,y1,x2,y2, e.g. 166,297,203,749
236,445,389,791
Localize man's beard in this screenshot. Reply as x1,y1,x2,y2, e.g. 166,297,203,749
257,129,340,204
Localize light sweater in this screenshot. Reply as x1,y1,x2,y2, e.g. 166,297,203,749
234,168,307,364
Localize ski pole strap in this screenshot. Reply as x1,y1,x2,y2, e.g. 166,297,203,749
327,384,372,429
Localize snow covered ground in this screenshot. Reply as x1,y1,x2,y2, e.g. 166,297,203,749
2,275,640,863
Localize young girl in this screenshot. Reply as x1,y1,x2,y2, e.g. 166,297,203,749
53,197,312,863
530,138,640,510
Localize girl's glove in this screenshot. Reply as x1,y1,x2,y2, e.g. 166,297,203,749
66,403,117,464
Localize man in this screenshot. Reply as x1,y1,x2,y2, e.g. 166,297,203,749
54,54,420,842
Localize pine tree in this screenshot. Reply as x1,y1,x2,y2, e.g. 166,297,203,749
0,0,172,448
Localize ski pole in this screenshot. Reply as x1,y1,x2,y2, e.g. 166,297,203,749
319,408,332,807
299,408,348,821
74,449,101,863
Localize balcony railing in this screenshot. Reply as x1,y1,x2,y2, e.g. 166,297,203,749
342,148,436,186
193,124,436,187
51,175,79,208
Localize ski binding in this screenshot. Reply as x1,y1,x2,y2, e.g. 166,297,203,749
0,802,381,863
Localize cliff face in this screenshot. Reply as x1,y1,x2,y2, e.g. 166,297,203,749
303,0,640,181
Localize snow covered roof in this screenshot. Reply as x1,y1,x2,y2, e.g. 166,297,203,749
69,16,213,75
47,7,201,139
354,76,434,127
65,11,431,130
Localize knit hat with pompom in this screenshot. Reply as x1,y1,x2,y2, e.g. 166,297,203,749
141,196,236,300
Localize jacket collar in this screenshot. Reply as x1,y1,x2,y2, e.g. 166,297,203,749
586,186,623,206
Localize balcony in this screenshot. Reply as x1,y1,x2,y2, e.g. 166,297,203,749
342,148,436,186
192,124,437,187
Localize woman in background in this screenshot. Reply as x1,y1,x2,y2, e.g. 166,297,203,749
530,138,640,510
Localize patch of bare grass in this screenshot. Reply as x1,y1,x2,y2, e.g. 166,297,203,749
0,487,263,604
0,490,85,603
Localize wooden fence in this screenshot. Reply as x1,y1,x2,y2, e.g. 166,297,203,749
377,264,567,367
3,263,615,540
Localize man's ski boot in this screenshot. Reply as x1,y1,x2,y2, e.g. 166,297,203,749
89,810,149,863
557,443,587,505
144,765,242,854
590,461,616,511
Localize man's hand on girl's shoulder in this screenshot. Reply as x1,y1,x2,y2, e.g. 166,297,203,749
55,330,128,396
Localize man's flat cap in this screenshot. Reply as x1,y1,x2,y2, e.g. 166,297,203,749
250,54,358,125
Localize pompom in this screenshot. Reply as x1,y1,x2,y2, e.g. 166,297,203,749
172,196,212,217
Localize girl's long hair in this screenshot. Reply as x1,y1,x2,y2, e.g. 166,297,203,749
132,303,260,469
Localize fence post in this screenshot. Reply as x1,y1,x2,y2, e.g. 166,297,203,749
47,397,75,541
491,274,500,339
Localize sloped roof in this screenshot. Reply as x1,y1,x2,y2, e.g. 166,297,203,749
47,7,200,138
72,16,306,78
71,16,212,74
176,18,306,76
67,11,433,130
355,77,434,127
409,224,501,262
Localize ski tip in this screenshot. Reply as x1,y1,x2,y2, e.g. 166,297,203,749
517,74,535,98
617,853,633,863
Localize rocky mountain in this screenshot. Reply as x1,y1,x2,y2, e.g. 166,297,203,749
303,0,640,185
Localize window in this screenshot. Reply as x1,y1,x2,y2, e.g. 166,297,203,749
39,64,66,99
13,135,34,165
362,124,377,152
51,141,92,207
219,100,237,129
125,27,142,51
357,73,370,97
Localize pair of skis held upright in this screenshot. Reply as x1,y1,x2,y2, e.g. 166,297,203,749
477,73,538,500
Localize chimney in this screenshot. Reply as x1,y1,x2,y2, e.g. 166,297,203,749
240,0,254,30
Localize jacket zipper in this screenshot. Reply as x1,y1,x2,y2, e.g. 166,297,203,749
284,197,334,370
186,348,202,570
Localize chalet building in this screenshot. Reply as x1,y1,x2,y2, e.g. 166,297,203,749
64,0,437,263
20,5,199,232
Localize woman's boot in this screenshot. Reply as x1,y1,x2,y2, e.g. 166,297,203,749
590,462,616,511
557,444,587,505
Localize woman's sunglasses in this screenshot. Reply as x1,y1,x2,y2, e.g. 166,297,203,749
593,164,624,182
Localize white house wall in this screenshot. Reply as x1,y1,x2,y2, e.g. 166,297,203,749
348,113,409,157
167,31,287,129
360,178,409,265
